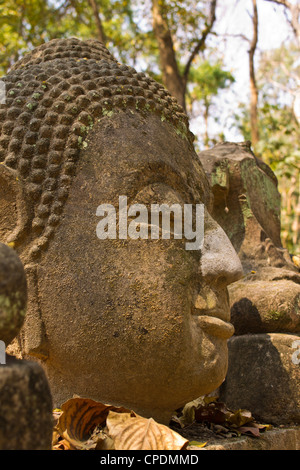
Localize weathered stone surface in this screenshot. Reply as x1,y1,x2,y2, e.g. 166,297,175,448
0,355,53,450
0,242,27,345
189,427,300,450
219,334,300,425
199,143,300,427
199,141,284,263
199,142,300,334
230,275,300,335
0,39,243,422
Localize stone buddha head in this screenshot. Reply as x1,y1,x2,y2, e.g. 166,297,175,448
0,38,242,421
199,141,300,336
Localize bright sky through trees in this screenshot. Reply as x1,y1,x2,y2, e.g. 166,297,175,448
189,0,296,142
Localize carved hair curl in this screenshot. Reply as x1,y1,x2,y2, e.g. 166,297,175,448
0,38,193,261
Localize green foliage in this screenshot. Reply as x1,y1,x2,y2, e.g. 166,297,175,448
0,0,142,74
187,59,234,105
159,0,208,51
0,0,59,72
187,57,234,148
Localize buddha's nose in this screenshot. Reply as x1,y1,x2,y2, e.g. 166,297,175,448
200,218,244,288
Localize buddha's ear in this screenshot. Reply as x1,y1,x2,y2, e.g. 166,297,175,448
0,162,19,189
19,264,49,360
0,166,48,359
0,164,28,247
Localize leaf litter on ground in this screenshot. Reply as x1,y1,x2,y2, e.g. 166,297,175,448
52,395,272,450
52,397,188,450
169,395,272,441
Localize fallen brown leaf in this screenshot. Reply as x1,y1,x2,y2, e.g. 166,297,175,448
237,426,261,437
226,409,254,428
106,411,189,450
80,426,115,450
56,397,135,449
53,438,75,450
194,401,232,424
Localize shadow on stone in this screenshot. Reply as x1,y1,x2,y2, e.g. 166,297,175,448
220,333,300,425
231,297,264,335
0,355,53,450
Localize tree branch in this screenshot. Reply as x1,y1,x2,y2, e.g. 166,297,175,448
183,0,217,84
152,0,186,109
263,0,290,7
222,32,250,43
87,0,106,43
249,0,259,146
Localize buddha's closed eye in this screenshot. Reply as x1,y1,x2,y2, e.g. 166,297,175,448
126,182,185,238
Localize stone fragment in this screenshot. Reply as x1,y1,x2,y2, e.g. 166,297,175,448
0,355,53,450
200,142,300,427
219,333,300,425
199,141,285,265
0,243,53,449
199,141,300,334
191,427,300,450
230,277,300,335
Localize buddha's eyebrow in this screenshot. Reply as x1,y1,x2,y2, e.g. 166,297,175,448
128,161,193,199
144,161,211,208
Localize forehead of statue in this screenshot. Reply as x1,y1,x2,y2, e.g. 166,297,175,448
79,110,212,209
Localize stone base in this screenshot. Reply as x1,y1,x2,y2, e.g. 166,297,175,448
0,355,53,450
229,277,300,334
219,333,300,425
188,427,300,450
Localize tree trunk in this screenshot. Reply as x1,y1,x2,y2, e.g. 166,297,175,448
152,0,186,110
249,0,259,147
87,0,106,44
290,2,300,46
204,101,210,149
151,0,218,113
183,0,217,85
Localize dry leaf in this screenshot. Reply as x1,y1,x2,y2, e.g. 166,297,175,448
53,410,63,423
226,409,254,428
57,397,135,449
175,397,207,427
106,411,188,450
258,423,273,432
188,441,207,448
81,426,115,450
237,422,272,437
194,401,232,424
53,438,75,450
52,430,60,447
237,426,260,437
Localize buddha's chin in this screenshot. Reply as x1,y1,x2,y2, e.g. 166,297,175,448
42,315,230,415
44,347,228,421
179,324,231,394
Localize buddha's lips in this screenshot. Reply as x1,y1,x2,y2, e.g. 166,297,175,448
192,305,234,339
195,315,234,339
